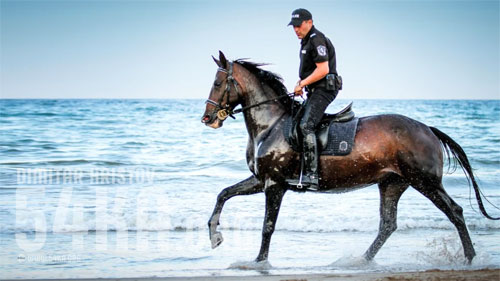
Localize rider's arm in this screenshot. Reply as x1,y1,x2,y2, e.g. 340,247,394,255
294,61,329,94
300,61,329,88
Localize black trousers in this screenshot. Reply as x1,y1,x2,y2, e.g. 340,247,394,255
299,87,338,135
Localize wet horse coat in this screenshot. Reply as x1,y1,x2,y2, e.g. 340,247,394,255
202,51,498,266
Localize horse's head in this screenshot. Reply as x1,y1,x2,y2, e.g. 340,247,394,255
201,51,243,129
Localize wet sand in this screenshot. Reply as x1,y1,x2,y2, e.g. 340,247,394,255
3,268,499,281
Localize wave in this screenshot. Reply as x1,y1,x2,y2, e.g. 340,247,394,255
2,148,22,153
0,112,59,117
3,212,499,234
473,159,500,166
0,159,127,166
1,141,58,151
122,141,146,146
0,111,87,118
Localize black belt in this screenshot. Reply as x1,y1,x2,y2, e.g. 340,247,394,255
305,74,337,92
306,81,325,93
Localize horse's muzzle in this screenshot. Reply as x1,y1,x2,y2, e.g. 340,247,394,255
201,112,223,128
201,114,213,124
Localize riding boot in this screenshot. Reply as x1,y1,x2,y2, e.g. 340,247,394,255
301,133,319,189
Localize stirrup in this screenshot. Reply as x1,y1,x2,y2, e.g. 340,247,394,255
286,150,319,190
286,178,305,188
286,176,319,190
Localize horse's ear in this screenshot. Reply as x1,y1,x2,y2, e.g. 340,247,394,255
212,55,222,68
219,50,228,69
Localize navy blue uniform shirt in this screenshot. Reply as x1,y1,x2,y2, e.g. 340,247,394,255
299,25,337,89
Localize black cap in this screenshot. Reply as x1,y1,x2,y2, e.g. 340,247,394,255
288,8,312,26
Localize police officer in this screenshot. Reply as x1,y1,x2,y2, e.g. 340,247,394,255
288,8,341,189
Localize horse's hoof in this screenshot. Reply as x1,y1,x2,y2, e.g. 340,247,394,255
229,260,272,270
211,232,224,249
330,255,375,268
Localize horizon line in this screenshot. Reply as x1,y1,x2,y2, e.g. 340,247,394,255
1,97,499,101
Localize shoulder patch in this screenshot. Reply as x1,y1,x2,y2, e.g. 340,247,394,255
317,45,327,56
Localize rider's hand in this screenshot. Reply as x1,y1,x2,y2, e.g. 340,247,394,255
294,80,304,96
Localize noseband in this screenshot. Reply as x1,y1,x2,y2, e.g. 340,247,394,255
205,62,241,121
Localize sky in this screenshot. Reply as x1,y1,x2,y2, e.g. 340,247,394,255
0,0,499,99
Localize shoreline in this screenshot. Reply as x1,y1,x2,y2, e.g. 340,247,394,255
2,269,499,281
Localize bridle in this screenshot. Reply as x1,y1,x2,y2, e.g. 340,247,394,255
204,61,296,123
205,61,241,121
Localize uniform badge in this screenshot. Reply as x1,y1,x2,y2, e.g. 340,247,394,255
317,45,327,56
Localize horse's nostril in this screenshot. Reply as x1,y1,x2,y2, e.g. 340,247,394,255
202,115,211,123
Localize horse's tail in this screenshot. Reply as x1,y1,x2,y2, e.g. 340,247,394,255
430,126,499,220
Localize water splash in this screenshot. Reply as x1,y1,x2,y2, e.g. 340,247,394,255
415,234,468,266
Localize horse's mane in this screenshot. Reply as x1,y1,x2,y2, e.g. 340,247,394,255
234,59,301,114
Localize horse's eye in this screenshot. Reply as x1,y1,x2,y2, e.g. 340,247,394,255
214,81,222,87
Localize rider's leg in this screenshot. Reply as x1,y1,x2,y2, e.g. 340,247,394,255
298,88,337,188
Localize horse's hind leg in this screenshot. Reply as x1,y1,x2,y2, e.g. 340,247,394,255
414,181,476,263
208,176,264,249
363,175,408,261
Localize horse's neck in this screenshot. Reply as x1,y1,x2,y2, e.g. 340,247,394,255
242,86,287,139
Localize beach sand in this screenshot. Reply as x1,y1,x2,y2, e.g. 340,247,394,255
3,269,498,281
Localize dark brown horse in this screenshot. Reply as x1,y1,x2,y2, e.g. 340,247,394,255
201,51,498,267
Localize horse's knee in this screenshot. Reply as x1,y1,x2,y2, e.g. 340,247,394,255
217,188,230,202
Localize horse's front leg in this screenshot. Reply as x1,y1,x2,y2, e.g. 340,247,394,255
255,180,286,262
208,175,263,249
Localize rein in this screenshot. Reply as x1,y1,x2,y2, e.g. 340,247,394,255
205,62,295,121
232,93,295,114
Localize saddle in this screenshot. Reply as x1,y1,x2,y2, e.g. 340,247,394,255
284,102,359,156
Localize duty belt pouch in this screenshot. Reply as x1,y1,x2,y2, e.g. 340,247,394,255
325,74,336,91
335,75,343,91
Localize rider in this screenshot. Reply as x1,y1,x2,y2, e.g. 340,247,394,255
288,8,341,189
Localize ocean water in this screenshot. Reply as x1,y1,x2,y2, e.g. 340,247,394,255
0,99,499,279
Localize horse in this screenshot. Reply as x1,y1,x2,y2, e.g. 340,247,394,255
201,51,498,267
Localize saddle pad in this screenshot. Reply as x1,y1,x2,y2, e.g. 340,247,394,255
321,118,359,156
